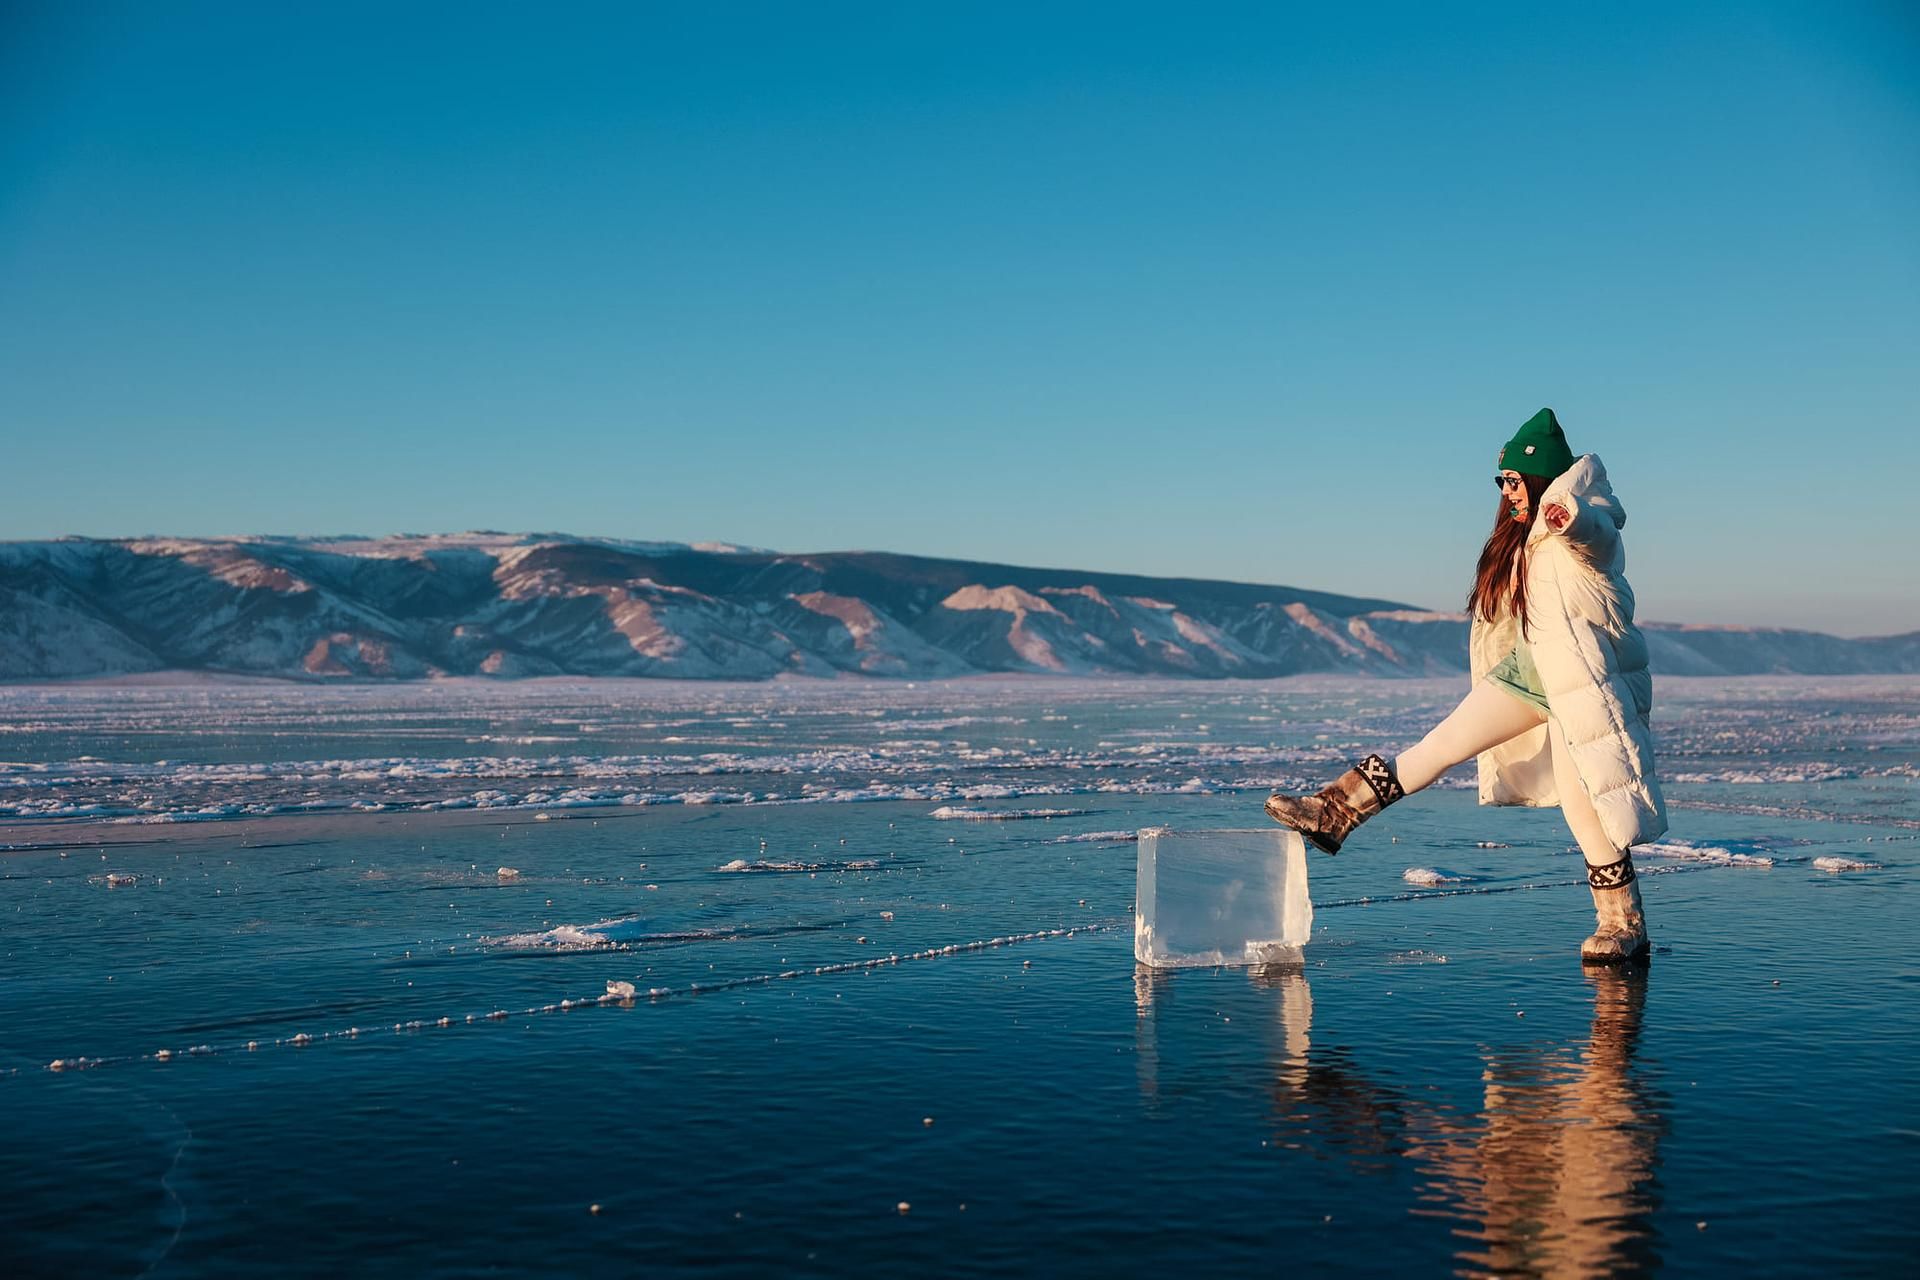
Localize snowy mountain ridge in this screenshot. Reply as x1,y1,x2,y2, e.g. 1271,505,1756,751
1,534,1914,681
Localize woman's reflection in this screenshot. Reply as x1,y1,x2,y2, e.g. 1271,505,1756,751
1135,963,1664,1277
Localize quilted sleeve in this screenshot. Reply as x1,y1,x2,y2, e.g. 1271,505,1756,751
1543,488,1623,560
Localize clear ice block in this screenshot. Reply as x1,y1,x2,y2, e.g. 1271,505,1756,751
1134,827,1313,968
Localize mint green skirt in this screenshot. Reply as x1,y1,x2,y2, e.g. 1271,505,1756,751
1488,640,1549,714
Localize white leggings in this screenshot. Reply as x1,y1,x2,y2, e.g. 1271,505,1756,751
1392,682,1619,867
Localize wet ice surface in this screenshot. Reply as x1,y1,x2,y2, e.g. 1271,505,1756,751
1,676,1916,1277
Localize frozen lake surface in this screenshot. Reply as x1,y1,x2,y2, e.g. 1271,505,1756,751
2,676,1916,1275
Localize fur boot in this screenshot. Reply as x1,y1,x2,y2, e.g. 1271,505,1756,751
1264,754,1404,855
1581,852,1650,964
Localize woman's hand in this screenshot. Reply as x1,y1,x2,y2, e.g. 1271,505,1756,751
1543,503,1571,532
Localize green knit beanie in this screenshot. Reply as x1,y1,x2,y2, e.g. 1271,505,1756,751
1498,407,1575,479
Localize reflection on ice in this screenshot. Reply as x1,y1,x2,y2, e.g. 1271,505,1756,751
1135,963,1665,1277
1405,970,1662,1278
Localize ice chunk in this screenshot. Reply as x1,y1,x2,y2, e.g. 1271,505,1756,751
1402,866,1476,886
927,806,1090,821
1634,841,1772,867
1134,827,1312,968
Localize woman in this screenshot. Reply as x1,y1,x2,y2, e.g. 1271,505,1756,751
1265,408,1666,963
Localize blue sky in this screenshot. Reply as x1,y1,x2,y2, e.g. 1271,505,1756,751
3,2,1916,634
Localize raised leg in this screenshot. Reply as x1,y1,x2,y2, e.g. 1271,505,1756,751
1267,681,1546,854
1392,681,1548,795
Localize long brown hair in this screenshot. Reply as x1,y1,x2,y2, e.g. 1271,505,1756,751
1468,472,1550,635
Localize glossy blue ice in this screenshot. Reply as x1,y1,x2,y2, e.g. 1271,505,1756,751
2,677,1915,1276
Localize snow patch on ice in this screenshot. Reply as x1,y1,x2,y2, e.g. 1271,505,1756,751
1669,765,1856,784
1402,867,1477,886
486,919,626,950
715,858,881,873
1633,840,1774,867
927,805,1090,821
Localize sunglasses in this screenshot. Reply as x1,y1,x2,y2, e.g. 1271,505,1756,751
1493,474,1528,492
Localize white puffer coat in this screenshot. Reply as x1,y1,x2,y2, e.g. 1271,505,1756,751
1468,454,1668,850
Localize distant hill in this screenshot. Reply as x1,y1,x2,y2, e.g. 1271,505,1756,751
1,534,1913,681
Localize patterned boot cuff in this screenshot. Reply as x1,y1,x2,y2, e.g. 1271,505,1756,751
1357,754,1405,808
1588,853,1637,890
